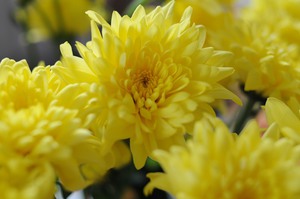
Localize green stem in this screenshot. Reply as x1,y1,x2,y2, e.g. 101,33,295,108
230,96,257,134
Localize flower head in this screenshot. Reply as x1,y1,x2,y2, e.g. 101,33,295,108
145,116,300,199
0,151,55,199
210,19,300,102
53,1,240,169
0,58,125,191
0,58,63,109
242,0,300,47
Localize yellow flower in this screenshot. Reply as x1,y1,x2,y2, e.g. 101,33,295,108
210,19,300,102
228,0,300,102
0,58,63,109
242,0,300,48
0,151,55,199
53,1,241,169
145,116,300,199
0,58,121,191
265,97,300,144
15,0,107,42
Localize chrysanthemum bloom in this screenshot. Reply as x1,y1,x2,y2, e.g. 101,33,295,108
0,58,129,191
145,115,300,199
242,0,300,48
210,19,300,103
53,1,241,169
265,97,300,144
0,151,55,199
15,0,107,42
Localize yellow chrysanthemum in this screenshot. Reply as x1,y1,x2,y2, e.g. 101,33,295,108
0,59,64,109
53,1,241,168
145,116,300,199
210,19,300,102
242,0,300,48
0,150,55,199
15,0,107,41
0,58,127,191
265,97,300,144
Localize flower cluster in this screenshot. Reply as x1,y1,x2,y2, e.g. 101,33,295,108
143,0,300,197
3,0,300,198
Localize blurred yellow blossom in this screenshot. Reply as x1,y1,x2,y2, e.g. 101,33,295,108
210,20,300,103
53,1,241,169
0,151,55,199
242,0,300,49
15,0,107,42
145,115,300,199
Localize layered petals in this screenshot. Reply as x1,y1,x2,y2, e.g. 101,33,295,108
0,58,118,192
145,116,300,198
53,1,240,168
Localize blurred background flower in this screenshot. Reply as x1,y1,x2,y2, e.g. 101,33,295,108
14,0,107,44
145,115,300,199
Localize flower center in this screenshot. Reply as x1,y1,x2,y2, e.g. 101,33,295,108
141,76,149,88
128,69,159,119
133,70,155,94
120,55,189,120
129,69,160,109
